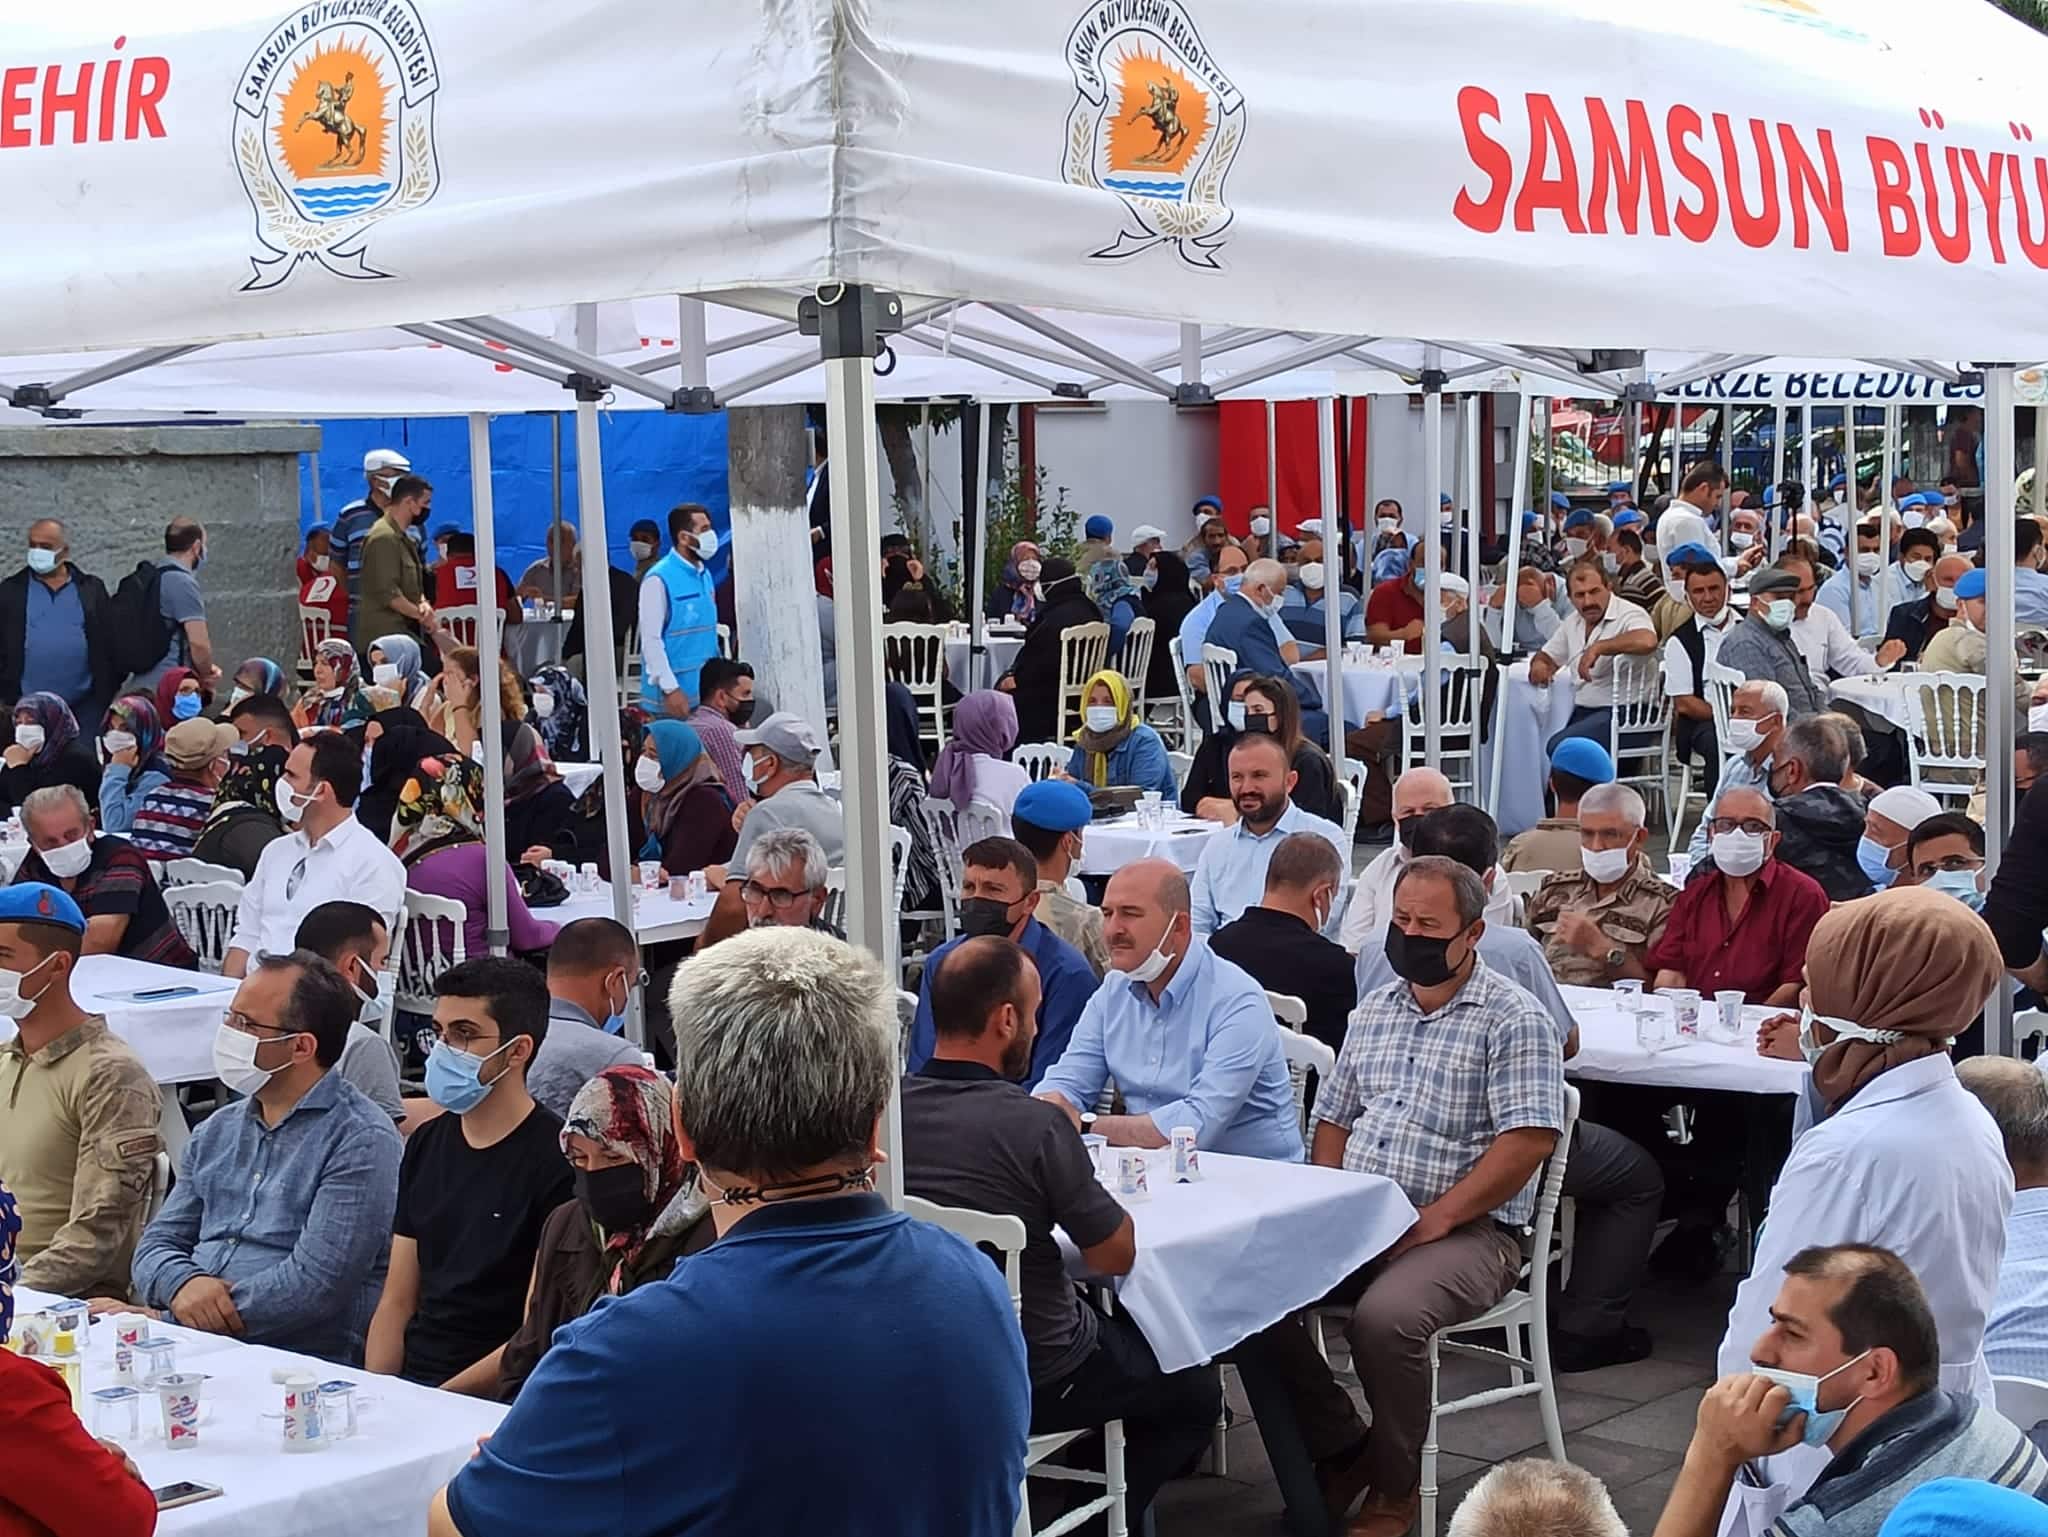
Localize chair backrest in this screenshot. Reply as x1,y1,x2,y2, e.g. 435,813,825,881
162,857,244,890
1057,622,1113,741
888,826,912,919
395,888,468,1014
1994,1375,2048,1438
820,866,848,933
1703,660,1744,747
902,1195,1029,1318
894,988,919,1067
921,796,966,933
1117,617,1157,694
1168,634,1200,739
1010,742,1068,783
1901,670,1990,782
1506,869,1551,899
1610,655,1671,738
296,603,332,673
1167,750,1194,795
716,622,733,660
884,624,950,750
1265,989,1308,1027
438,604,481,649
958,799,1008,850
1339,760,1369,846
1522,1085,1582,1279
144,1149,172,1226
1273,1017,1335,1135
165,881,242,974
1200,644,1238,724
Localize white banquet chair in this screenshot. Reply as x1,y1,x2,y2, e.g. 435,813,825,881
395,889,468,1017
296,602,332,684
1115,617,1155,699
1607,656,1677,840
1165,635,1199,748
904,1195,1128,1537
1199,644,1238,731
1057,622,1112,743
162,857,244,890
1010,742,1068,783
1900,670,1989,801
165,881,242,974
1399,656,1487,801
436,604,481,649
884,622,951,755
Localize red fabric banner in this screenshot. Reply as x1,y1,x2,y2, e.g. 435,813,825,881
1217,399,1369,537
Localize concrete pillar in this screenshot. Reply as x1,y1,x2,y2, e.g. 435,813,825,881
0,424,317,678
727,405,828,743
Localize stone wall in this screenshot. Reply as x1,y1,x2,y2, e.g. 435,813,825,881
0,423,318,685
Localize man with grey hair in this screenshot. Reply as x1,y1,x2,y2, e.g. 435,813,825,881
1960,1058,2048,1387
1446,1458,1626,1537
1686,676,1790,866
700,712,845,946
430,927,1032,1537
1205,557,1328,742
1255,853,1567,1533
15,781,193,965
1717,561,1828,720
1525,782,1674,989
735,825,840,938
0,516,117,725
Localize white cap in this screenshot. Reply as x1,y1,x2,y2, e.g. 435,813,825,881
1438,572,1471,597
1130,524,1166,546
1299,562,1326,590
1868,785,1942,831
1297,518,1325,536
363,448,411,475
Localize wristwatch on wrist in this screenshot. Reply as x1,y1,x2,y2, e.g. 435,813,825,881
1603,946,1627,973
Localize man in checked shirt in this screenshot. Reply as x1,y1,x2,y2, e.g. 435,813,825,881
1259,853,1566,1537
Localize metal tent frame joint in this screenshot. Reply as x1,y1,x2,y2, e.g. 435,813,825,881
800,285,904,361
565,372,609,404
1173,382,1215,406
672,384,719,414
1418,367,1448,394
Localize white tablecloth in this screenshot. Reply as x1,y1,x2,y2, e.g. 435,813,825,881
1292,659,1418,729
1829,675,1909,729
553,762,603,799
1484,666,1580,840
1560,985,1810,1096
945,632,1024,693
507,618,570,678
1078,813,1220,876
1060,1151,1417,1372
0,955,241,1086
549,881,714,944
16,1286,505,1537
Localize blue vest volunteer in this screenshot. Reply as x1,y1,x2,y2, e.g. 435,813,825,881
640,551,717,710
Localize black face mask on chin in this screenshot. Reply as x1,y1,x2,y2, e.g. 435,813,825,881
1383,921,1472,988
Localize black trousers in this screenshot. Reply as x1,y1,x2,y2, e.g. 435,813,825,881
1034,1306,1220,1530
1673,713,1721,798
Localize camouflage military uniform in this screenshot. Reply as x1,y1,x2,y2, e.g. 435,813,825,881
0,1015,162,1298
1523,860,1677,989
1035,880,1110,979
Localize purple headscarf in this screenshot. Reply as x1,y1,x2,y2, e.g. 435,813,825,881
929,690,1018,811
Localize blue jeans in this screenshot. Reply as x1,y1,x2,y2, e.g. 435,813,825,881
1546,705,1612,760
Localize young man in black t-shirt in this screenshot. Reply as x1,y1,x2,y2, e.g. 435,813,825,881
365,956,573,1392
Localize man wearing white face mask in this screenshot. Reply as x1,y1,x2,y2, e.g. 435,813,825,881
1881,548,1971,664
1206,560,1327,743
637,501,721,719
129,950,400,1364
1686,679,1790,867
1662,1246,2047,1537
697,713,844,949
1036,858,1302,1161
1816,515,1914,643
223,732,405,980
0,517,116,728
14,783,193,966
1523,784,1673,989
0,881,160,1299
1716,564,1830,719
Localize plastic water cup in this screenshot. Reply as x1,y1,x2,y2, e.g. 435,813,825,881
1170,1126,1201,1183
1713,991,1748,1044
319,1380,360,1439
1081,1133,1108,1181
1665,988,1703,1038
578,862,600,894
1634,1000,1675,1052
135,1337,178,1388
282,1373,327,1452
686,871,708,902
1612,978,1644,1014
111,1312,150,1386
637,859,663,892
157,1374,204,1449
1115,1149,1151,1202
90,1386,141,1440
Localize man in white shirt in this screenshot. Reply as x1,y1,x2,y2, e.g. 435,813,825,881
1337,766,1515,955
223,732,406,978
1959,1057,2048,1393
1662,546,1740,800
1526,559,1657,758
1188,733,1348,937
1782,550,1879,683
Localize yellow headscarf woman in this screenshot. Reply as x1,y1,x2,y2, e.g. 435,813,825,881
1067,669,1176,797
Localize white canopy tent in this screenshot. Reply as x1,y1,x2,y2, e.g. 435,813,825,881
5,0,2044,1081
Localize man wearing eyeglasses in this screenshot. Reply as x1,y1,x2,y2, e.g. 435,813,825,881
128,949,399,1363
735,827,842,938
531,918,643,1120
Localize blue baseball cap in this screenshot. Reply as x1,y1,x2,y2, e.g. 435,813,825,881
1193,495,1223,515
1955,568,1988,601
1897,490,1931,510
1563,508,1595,531
1012,778,1093,833
1605,480,1631,494
1612,508,1647,530
1084,515,1113,540
1548,491,1571,511
1521,510,1540,532
1829,472,1848,490
1549,738,1616,785
1665,542,1718,568
1439,491,1454,506
1761,485,1779,508
0,881,85,933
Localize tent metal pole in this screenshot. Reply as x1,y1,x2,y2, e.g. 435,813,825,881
678,298,709,390
399,324,574,387
1466,395,1482,668
308,451,323,528
1985,366,2018,1056
571,388,643,1044
1771,404,1787,559
1422,348,1445,765
549,413,564,620
1879,405,1899,638
34,344,208,404
1211,335,1372,396
1849,411,1864,640
1318,399,1345,784
815,284,901,1203
981,304,1178,397
2035,402,2048,518
1627,402,1642,500
898,328,1063,395
1265,401,1278,557
1488,391,1533,818
1800,406,1815,531
469,414,510,956
717,348,840,405
452,317,678,408
1180,324,1202,392
970,402,991,687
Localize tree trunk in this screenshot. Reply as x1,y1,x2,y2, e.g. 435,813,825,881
728,406,828,745
877,411,926,548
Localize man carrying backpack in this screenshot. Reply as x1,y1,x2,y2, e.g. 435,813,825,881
118,519,217,694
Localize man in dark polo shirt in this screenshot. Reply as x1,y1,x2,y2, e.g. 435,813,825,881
14,783,193,967
901,935,1219,1531
1208,831,1355,1053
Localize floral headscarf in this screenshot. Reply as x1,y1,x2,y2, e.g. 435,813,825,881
232,657,287,702
528,665,587,761
998,540,1042,622
307,640,372,729
206,741,287,829
503,720,559,805
0,1177,18,1340
368,633,430,703
392,751,485,863
1088,556,1138,614
561,1066,703,1295
13,692,80,769
100,694,167,777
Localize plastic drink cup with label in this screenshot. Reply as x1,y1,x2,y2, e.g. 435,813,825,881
158,1374,204,1448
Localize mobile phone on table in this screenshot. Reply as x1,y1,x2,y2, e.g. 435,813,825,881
128,986,201,1001
152,1481,224,1510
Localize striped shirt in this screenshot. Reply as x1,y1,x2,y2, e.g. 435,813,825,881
129,776,217,858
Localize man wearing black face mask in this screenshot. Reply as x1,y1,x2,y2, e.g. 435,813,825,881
905,837,1095,1091
688,658,756,796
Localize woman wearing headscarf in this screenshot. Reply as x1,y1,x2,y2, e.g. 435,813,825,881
0,1178,160,1536
367,632,432,707
527,664,588,763
1140,549,1199,698
1180,672,1339,822
153,665,208,728
496,1066,715,1400
633,720,737,878
930,689,1026,816
1087,557,1144,660
96,693,173,834
354,705,455,844
1,692,103,823
226,656,288,709
885,681,943,918
396,752,560,958
1066,669,1175,797
504,720,577,866
1716,888,2015,1520
1000,559,1101,742
989,539,1042,623
192,729,289,878
293,639,372,730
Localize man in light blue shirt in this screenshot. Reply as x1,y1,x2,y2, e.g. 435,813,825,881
1960,1057,2048,1390
1189,733,1348,936
1037,858,1303,1162
1816,516,1921,638
131,948,400,1364
2018,518,2048,627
